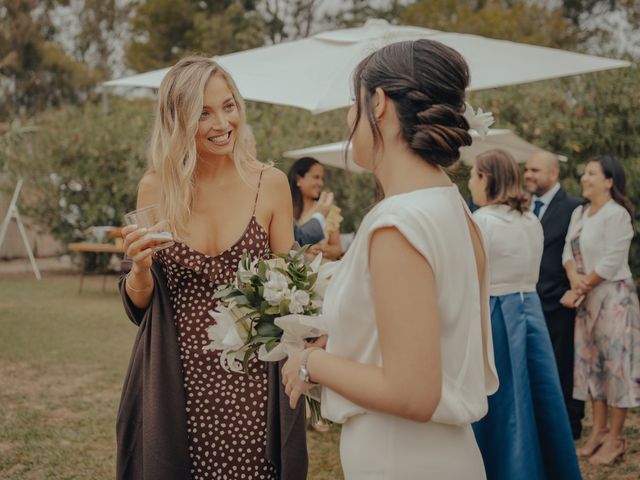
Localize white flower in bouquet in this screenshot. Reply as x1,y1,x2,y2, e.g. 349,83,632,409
205,248,336,423
287,287,310,314
257,313,328,362
204,303,253,372
263,270,290,306
237,257,259,284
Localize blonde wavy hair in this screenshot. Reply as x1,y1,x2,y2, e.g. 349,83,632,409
148,56,263,238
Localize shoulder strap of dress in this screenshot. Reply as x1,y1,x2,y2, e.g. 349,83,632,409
252,168,264,215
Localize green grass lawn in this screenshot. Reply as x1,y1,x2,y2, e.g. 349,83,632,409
0,273,638,479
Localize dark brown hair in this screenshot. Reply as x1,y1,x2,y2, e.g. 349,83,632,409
587,155,635,218
287,156,321,220
348,39,472,168
475,149,530,213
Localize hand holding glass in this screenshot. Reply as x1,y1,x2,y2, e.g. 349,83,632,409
124,205,174,253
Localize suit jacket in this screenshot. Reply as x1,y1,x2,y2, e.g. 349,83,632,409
116,261,308,480
537,188,584,312
294,217,324,246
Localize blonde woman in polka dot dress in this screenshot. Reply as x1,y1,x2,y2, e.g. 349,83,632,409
119,57,303,479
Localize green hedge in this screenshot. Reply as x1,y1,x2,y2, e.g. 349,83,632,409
0,98,152,244
2,62,638,278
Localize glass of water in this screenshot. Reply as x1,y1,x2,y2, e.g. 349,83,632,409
124,204,174,252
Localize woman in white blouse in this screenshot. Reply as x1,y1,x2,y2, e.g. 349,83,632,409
281,39,498,479
468,149,581,480
562,155,640,465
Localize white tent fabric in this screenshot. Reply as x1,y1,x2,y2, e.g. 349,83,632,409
282,129,563,173
104,19,629,114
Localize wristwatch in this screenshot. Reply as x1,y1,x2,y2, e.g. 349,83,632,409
298,348,319,384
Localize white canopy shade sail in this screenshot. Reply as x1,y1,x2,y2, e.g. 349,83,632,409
282,129,563,173
104,19,630,114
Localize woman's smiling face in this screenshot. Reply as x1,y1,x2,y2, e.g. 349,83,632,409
195,73,240,158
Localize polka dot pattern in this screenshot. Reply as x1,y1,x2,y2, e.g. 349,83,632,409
156,216,276,479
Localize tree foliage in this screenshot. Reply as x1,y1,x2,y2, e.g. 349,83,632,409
70,0,138,77
3,0,639,279
401,0,578,48
0,98,152,244
562,0,640,27
0,0,102,120
470,62,640,277
125,0,266,72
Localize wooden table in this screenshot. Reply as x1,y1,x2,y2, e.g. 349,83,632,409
68,242,125,293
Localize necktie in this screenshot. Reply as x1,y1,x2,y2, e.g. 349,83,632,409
533,200,544,218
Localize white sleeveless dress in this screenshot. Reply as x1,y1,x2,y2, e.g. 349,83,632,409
321,186,499,479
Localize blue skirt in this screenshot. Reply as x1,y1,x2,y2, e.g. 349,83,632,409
472,292,582,480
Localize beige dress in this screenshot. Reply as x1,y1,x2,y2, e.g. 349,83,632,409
321,186,498,479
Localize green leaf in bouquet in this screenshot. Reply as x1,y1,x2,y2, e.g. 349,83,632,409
240,343,263,376
286,267,303,282
279,299,290,316
259,300,270,316
264,305,280,315
275,268,294,284
255,321,283,338
251,335,279,344
265,338,279,352
235,310,256,323
242,287,257,303
242,348,253,375
258,260,268,279
233,294,250,306
214,285,237,299
239,253,251,272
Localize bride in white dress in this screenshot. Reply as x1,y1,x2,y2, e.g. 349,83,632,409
282,39,498,479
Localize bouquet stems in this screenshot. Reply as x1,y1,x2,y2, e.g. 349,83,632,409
307,396,325,426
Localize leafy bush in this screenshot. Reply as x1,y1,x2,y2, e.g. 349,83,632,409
472,61,640,278
3,61,639,279
0,98,153,244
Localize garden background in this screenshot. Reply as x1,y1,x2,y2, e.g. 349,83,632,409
0,1,639,478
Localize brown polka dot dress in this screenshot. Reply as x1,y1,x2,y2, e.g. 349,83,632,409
155,178,277,479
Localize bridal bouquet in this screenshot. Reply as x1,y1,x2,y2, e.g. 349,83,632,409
204,248,334,422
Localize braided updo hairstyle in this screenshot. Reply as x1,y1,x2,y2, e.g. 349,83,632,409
349,39,473,168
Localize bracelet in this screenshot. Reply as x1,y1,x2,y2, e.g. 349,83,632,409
125,273,153,293
299,347,322,384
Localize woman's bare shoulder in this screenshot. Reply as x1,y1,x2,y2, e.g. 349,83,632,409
137,170,162,208
259,164,287,186
257,165,291,214
257,165,289,196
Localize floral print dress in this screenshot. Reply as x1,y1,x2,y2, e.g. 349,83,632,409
570,214,640,408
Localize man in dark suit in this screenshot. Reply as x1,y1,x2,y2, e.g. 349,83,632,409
524,151,585,439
